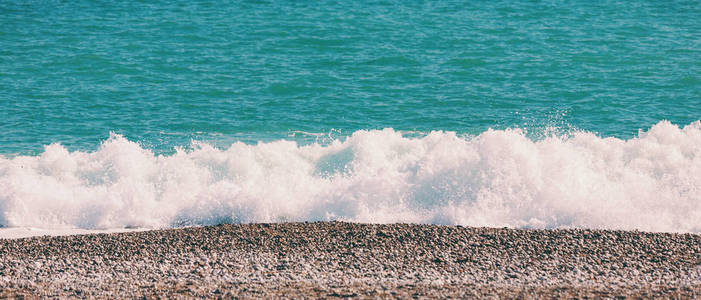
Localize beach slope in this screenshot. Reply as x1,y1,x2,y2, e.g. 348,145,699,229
1,222,700,298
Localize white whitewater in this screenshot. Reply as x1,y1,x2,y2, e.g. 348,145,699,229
1,120,700,237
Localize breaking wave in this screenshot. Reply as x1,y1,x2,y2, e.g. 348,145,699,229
1,120,700,233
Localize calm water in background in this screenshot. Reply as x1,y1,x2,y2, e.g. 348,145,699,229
2,0,700,154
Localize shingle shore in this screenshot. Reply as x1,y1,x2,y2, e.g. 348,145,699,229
1,222,700,298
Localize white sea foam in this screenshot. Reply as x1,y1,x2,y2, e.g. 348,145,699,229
1,120,700,233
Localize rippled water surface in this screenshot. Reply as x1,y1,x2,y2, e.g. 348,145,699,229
2,0,700,153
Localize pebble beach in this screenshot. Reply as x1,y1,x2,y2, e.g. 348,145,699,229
1,222,700,298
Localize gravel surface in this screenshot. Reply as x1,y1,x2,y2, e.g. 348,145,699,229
1,222,700,298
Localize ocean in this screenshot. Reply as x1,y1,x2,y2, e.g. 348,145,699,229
1,0,700,233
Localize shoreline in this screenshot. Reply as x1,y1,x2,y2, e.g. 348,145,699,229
1,222,700,298
0,227,150,240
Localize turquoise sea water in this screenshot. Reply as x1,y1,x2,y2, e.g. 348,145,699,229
2,0,700,154
1,1,701,232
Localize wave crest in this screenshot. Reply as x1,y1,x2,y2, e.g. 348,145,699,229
1,121,700,232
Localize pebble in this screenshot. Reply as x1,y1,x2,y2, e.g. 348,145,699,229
0,222,700,298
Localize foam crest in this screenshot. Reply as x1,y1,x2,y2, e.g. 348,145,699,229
1,121,700,232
